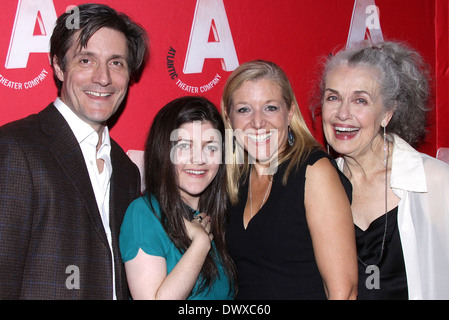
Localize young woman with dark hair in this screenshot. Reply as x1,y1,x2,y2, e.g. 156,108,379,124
120,96,236,300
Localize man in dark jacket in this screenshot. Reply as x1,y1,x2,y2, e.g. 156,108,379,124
0,3,149,299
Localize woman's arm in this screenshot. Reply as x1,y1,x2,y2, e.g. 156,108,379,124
124,214,212,300
304,158,358,300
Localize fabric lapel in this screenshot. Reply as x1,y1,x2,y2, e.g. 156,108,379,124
39,104,110,248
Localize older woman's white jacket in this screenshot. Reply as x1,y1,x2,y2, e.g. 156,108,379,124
337,134,449,300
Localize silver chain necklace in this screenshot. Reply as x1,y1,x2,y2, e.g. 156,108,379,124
249,170,273,218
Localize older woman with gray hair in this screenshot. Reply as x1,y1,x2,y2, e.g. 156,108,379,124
315,41,449,300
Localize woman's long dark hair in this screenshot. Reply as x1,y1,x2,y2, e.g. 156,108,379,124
144,96,236,295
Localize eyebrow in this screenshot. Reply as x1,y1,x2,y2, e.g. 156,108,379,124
234,99,282,106
74,50,127,61
354,90,373,97
324,88,339,94
324,88,373,98
177,138,219,144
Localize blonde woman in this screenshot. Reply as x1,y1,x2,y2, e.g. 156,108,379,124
221,60,358,299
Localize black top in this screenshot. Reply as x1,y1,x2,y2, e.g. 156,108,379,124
226,149,352,300
355,207,408,300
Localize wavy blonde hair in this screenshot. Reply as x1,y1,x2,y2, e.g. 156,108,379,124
221,60,321,204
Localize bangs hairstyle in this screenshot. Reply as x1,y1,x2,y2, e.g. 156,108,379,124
221,60,321,204
144,96,236,295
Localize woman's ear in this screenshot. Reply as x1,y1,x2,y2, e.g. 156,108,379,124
382,103,397,127
381,113,392,128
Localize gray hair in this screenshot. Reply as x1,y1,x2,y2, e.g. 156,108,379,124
315,41,431,147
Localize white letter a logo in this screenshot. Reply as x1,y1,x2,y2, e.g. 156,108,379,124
5,0,57,69
184,0,239,74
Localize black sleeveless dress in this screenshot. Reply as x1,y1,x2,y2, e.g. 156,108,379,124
225,149,352,299
355,207,408,299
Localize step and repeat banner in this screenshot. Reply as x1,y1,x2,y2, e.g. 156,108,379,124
0,0,447,159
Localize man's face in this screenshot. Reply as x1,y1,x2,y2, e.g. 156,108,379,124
53,27,130,132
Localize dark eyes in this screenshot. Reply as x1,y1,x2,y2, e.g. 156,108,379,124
78,59,125,67
111,60,125,67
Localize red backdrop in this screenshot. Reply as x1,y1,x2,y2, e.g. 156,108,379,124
0,0,447,158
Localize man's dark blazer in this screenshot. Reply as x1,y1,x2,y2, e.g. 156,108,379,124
0,104,141,299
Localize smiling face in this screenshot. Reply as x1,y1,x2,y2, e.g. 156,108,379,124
321,64,393,160
172,121,222,209
228,78,294,164
53,27,130,133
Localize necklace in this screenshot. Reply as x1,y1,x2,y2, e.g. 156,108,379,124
186,204,201,220
249,170,273,218
357,134,389,267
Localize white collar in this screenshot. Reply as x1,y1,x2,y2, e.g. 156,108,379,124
390,134,427,193
54,97,111,148
335,134,427,194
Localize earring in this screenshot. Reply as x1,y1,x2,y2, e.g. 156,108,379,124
233,135,236,153
288,125,294,147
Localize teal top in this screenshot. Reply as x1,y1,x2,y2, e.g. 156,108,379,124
119,194,233,300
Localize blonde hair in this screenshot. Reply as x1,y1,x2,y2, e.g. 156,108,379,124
221,60,321,204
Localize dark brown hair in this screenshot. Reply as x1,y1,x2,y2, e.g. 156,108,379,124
50,3,149,91
144,96,236,295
